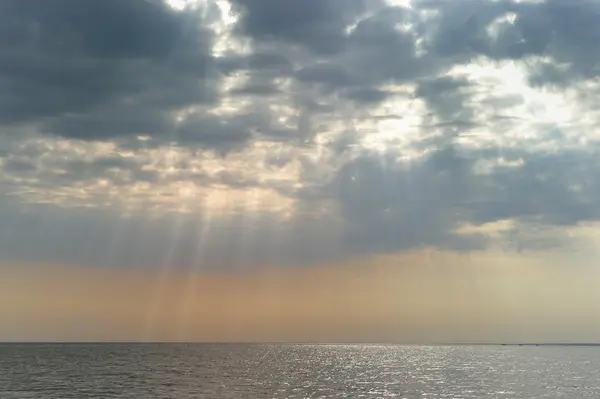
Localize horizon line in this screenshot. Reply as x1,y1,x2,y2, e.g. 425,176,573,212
2,341,600,346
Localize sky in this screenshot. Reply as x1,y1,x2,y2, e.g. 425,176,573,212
2,0,600,343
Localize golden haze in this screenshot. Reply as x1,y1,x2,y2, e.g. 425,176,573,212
2,249,600,343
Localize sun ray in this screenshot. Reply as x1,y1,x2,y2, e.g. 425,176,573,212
142,212,187,340
177,209,213,340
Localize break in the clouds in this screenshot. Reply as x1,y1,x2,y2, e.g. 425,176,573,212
1,0,600,269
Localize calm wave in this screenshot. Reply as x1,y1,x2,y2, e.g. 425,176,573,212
2,344,600,398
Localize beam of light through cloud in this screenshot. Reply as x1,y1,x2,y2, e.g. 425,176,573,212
143,211,187,340
177,210,213,340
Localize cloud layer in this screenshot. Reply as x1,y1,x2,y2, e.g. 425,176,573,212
1,0,600,269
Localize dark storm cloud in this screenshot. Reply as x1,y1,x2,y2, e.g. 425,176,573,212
3,0,182,59
0,0,214,113
468,149,600,227
342,7,431,83
422,0,509,58
0,0,250,150
330,146,480,254
230,83,282,96
230,0,374,55
217,52,293,75
43,105,174,140
326,142,600,254
511,0,600,83
420,0,600,84
294,64,356,88
285,6,435,102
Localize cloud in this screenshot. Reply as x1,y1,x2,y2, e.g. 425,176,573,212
420,0,600,84
2,0,600,269
230,0,374,55
0,0,228,147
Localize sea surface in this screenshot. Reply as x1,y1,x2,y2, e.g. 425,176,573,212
1,343,600,398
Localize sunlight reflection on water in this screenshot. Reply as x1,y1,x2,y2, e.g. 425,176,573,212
2,344,600,398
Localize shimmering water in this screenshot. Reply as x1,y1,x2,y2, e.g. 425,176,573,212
1,344,600,398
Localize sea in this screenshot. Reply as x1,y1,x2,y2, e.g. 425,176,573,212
1,343,600,398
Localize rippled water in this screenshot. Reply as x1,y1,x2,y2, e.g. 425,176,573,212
2,344,600,398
